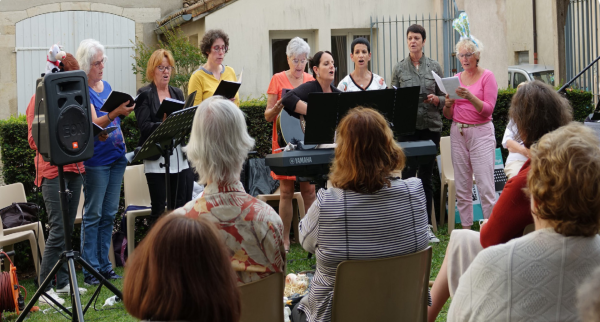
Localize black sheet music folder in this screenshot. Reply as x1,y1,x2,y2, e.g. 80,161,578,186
303,86,420,145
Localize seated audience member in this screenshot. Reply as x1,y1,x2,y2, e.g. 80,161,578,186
501,119,528,179
123,215,240,321
448,122,600,321
292,107,429,322
578,266,600,322
172,96,285,284
429,80,573,321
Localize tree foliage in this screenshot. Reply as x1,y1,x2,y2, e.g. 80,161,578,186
131,27,206,96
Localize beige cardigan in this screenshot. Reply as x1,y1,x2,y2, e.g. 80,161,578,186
448,228,600,322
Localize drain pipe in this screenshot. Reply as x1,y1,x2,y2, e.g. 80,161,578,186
533,0,538,64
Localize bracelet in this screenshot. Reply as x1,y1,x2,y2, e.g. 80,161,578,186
106,113,114,122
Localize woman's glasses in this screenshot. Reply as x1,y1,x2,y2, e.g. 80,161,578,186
157,66,173,72
292,59,308,65
91,57,107,68
457,52,475,59
212,45,229,53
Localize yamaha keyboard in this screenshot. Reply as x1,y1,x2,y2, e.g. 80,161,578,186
266,140,437,179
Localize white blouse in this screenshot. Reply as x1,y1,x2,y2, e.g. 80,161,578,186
143,145,189,174
337,73,387,92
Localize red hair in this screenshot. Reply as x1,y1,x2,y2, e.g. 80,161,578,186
329,107,405,193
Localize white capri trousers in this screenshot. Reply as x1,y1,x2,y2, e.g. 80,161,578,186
450,122,497,226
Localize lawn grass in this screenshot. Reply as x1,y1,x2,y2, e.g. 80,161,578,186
4,222,473,321
3,267,133,321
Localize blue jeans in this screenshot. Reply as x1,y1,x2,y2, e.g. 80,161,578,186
40,173,83,291
81,155,127,276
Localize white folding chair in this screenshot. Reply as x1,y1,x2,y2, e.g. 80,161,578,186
0,183,45,279
123,165,153,257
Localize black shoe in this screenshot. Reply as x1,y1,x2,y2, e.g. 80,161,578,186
84,275,100,286
101,269,122,280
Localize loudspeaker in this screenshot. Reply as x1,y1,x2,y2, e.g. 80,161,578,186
32,71,94,166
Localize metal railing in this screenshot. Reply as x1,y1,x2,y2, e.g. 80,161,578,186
369,0,462,80
565,0,600,105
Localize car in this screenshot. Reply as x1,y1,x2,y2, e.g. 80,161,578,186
508,64,555,88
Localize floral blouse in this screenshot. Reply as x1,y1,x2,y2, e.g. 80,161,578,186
172,181,285,284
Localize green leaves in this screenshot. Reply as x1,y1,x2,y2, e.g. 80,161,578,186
131,27,206,96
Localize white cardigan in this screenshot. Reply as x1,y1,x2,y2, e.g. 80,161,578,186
448,228,600,322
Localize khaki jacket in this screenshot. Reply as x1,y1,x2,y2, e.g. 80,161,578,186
391,54,446,132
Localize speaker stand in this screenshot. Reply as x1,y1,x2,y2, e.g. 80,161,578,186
17,166,123,322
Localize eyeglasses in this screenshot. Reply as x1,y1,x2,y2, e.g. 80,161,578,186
91,57,106,68
458,52,475,59
292,59,308,65
212,45,229,53
157,66,173,72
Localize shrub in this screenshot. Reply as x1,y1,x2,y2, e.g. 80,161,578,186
240,95,270,158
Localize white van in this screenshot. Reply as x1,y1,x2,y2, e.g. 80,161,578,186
508,64,555,89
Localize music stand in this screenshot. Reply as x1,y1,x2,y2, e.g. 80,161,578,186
133,106,197,210
304,86,420,144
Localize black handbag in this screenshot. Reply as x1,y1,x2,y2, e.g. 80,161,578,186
0,202,39,229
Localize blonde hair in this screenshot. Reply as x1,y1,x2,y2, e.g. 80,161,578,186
146,49,175,83
183,96,254,185
455,35,483,60
527,122,600,237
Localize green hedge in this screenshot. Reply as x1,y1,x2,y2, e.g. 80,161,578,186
0,91,592,269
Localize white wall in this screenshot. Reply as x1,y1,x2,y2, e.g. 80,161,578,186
457,0,509,89
201,0,443,98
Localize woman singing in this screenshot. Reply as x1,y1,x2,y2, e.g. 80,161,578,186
280,50,341,250
443,15,498,229
135,49,193,224
264,37,315,252
76,39,133,285
337,37,386,92
188,29,239,106
391,24,446,242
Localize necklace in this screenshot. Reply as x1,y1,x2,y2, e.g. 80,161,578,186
410,57,420,71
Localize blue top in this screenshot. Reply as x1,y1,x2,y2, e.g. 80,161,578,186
84,80,126,167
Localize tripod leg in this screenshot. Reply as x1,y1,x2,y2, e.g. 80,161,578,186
16,256,73,321
67,258,84,321
76,258,123,299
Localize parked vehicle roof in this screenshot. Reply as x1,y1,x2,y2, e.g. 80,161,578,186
508,64,554,73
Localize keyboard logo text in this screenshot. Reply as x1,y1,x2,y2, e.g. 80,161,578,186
290,157,312,165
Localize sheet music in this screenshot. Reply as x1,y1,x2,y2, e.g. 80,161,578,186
237,68,243,83
432,71,461,100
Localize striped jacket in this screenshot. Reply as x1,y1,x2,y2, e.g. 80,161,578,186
298,177,429,322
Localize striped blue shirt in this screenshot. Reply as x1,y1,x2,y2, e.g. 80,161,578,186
298,177,429,322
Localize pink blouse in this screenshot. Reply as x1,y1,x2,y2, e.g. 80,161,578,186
451,69,498,124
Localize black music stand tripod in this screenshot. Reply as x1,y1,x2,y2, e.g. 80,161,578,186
133,106,198,211
17,166,123,322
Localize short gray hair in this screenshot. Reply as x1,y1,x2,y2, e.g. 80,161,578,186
76,39,107,74
578,265,600,322
286,37,310,58
184,96,255,185
455,35,483,59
